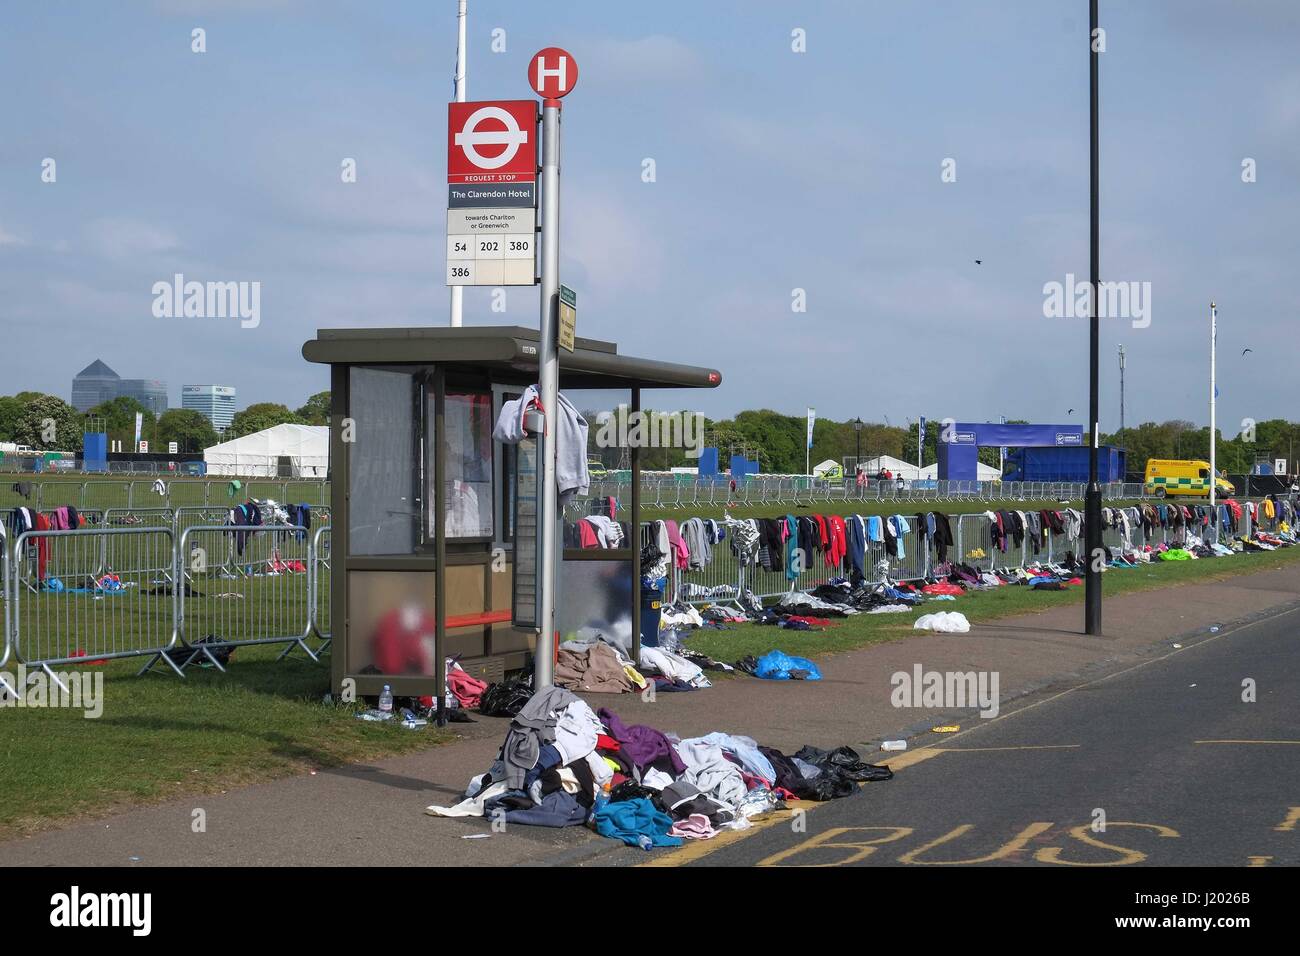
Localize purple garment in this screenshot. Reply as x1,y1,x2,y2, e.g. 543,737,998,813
597,708,687,775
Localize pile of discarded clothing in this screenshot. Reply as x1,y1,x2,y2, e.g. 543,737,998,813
554,631,714,693
427,686,891,846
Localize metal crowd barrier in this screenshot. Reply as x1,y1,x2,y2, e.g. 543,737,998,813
172,524,316,671
303,525,331,656
654,499,1289,606
671,546,745,607
0,524,10,679
3,518,330,678
8,527,179,682
604,476,1160,511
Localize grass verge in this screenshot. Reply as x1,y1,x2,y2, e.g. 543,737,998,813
0,644,448,839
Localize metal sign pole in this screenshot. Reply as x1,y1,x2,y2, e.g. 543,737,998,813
1084,0,1103,635
534,99,561,688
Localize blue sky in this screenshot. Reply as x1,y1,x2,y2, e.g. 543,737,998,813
1,0,1297,434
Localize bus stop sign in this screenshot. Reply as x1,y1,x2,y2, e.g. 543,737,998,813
528,47,578,99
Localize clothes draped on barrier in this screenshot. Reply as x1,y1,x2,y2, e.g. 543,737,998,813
226,500,263,556
5,506,85,582
634,517,725,569
565,515,631,549
715,512,938,581
285,503,312,539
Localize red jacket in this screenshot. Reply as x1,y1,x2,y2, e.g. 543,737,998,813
828,515,848,568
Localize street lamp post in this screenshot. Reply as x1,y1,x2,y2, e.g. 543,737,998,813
853,417,863,475
1118,344,1126,434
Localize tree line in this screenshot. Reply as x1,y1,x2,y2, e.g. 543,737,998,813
586,408,1300,478
0,391,331,454
4,390,1293,478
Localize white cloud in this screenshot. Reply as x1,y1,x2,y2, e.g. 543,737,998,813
83,219,181,262
0,223,26,247
562,187,666,295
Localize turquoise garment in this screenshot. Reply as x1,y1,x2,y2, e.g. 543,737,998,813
889,515,910,560
866,515,883,542
592,797,682,848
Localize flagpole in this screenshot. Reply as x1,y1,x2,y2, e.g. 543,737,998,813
449,0,468,327
1210,301,1217,516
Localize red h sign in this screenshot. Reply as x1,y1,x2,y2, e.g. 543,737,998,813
528,47,579,99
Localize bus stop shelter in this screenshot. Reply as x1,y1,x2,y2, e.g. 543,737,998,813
302,325,721,717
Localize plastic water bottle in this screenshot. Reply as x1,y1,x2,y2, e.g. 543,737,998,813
378,685,393,713
637,834,653,851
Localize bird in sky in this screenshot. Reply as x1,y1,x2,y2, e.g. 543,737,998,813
1242,348,1252,356
1067,408,1075,415
974,259,982,265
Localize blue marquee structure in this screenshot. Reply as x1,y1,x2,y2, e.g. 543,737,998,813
936,422,1084,480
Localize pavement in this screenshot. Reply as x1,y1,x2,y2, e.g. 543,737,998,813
2,557,1299,867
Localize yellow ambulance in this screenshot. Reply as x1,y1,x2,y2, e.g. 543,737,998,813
1144,459,1236,497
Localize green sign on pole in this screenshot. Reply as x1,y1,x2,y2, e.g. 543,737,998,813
558,285,577,352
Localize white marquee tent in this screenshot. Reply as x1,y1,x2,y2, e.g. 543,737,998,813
858,455,923,480
204,423,329,477
918,461,1002,481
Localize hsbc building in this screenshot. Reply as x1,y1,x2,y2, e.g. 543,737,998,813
183,384,237,432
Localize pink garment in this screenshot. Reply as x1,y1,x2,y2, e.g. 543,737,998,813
669,813,717,840
665,520,690,570
51,507,71,531
446,666,488,709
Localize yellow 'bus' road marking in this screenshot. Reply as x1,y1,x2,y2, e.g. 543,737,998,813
1274,807,1300,832
896,822,1054,865
756,826,914,867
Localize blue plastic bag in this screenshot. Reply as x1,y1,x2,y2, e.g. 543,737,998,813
754,650,822,681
